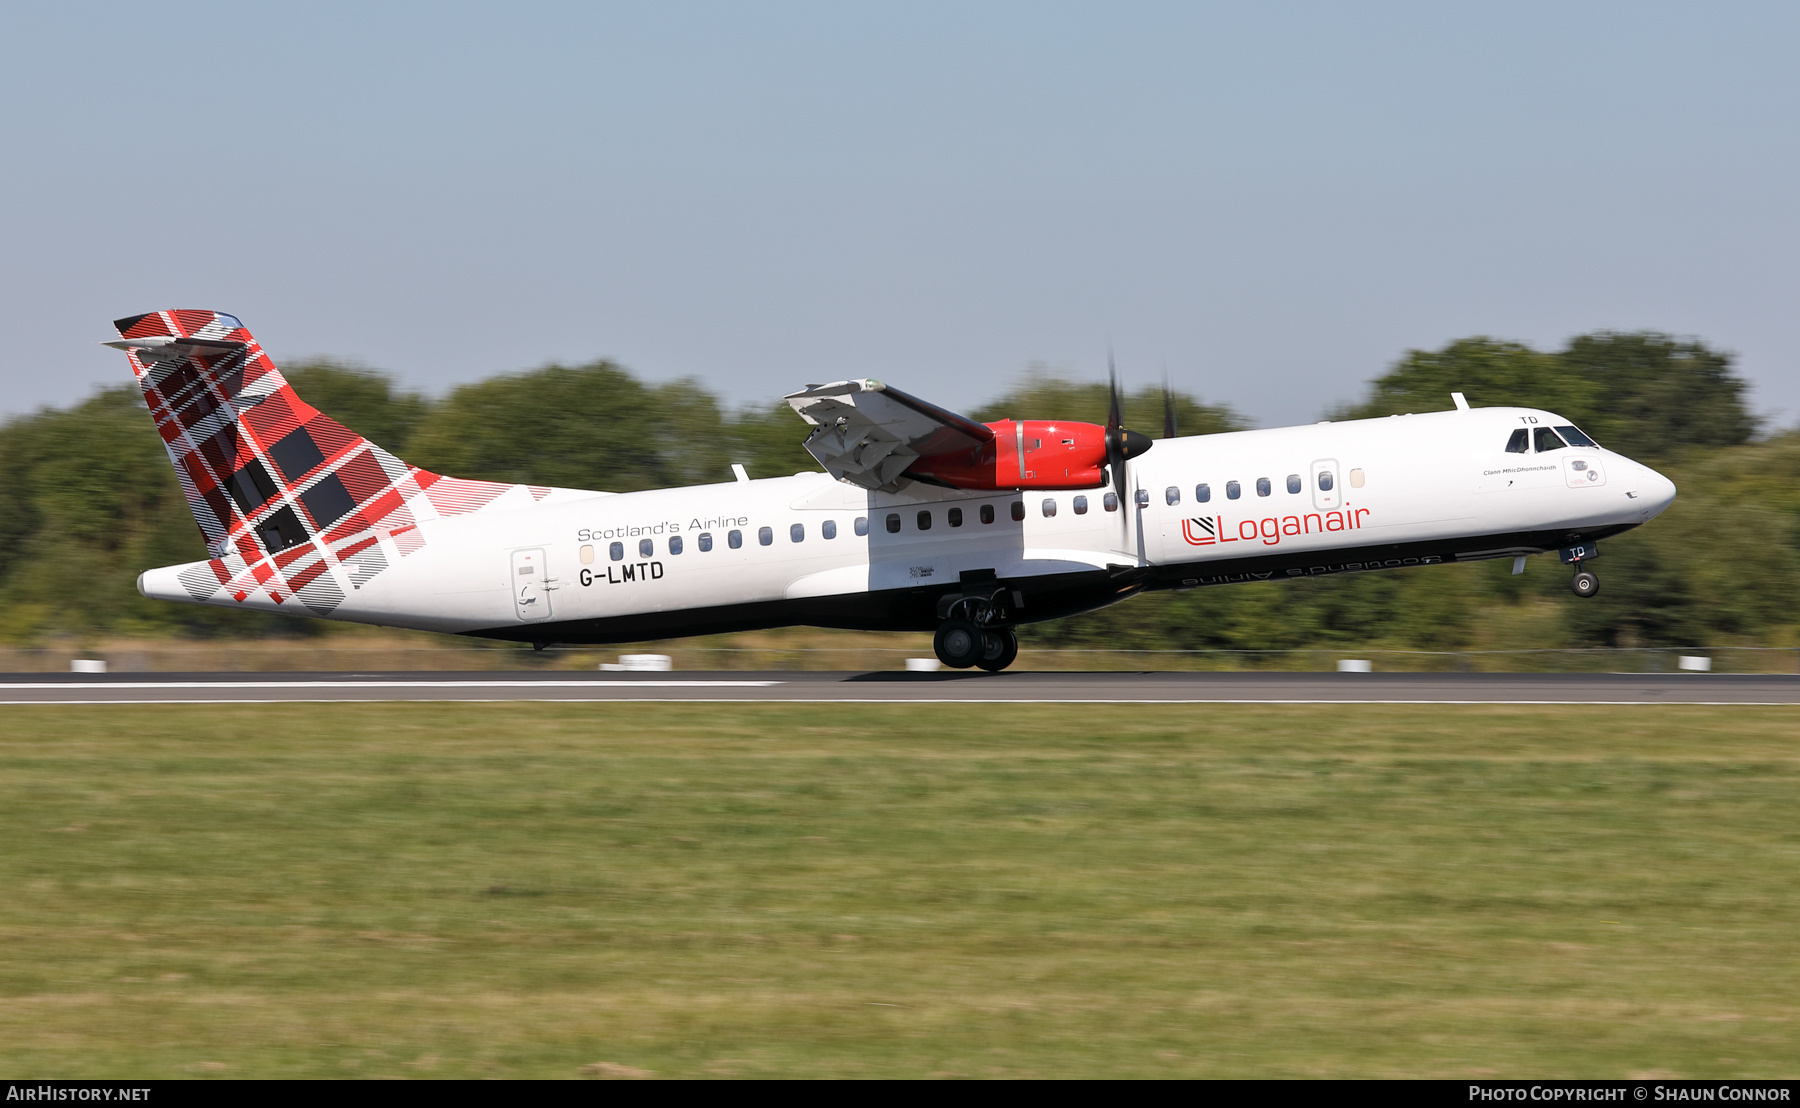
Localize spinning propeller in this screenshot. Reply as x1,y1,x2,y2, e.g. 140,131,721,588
1103,354,1153,523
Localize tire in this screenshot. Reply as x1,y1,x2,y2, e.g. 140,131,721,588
975,628,1019,672
933,618,985,669
1570,568,1599,598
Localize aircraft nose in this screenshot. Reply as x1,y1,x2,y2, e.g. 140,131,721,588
1638,463,1677,518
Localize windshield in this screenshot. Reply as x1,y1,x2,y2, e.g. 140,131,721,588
1556,425,1598,448
1534,427,1567,452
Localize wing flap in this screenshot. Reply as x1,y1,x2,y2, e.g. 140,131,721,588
785,379,993,490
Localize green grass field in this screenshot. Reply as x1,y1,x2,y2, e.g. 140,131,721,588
1,703,1796,1078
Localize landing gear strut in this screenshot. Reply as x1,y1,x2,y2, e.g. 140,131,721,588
1570,565,1599,598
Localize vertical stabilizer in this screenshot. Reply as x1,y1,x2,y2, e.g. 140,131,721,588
108,310,551,616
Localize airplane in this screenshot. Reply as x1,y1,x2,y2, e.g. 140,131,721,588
108,310,1678,671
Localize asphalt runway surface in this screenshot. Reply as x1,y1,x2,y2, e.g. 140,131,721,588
2,671,1798,704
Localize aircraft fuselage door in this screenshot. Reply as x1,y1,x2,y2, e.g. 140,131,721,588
511,547,554,621
1311,459,1341,512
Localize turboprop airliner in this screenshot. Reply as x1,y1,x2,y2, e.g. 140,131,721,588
108,310,1677,671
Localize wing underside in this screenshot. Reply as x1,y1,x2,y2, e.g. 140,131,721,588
784,379,993,491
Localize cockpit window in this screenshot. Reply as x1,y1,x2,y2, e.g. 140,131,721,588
1534,426,1567,452
1505,429,1529,453
1556,425,1598,448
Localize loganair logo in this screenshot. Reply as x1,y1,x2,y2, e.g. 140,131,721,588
1182,508,1371,547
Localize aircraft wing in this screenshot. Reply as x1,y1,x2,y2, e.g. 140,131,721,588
785,379,994,490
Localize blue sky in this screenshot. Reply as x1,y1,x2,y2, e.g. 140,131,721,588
3,2,1795,428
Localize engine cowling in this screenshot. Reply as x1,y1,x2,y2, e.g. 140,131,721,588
905,420,1113,490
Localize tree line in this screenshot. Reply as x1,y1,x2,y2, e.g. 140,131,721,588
0,332,1787,649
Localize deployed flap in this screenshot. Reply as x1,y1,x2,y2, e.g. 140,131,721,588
785,379,993,491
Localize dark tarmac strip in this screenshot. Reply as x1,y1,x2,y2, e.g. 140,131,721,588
1,671,1798,704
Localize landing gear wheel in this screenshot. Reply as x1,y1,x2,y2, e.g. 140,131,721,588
1570,567,1599,598
975,628,1019,672
933,618,985,669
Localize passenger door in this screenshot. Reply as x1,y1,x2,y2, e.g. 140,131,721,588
1311,459,1341,512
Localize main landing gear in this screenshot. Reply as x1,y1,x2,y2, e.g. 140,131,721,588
933,618,1019,671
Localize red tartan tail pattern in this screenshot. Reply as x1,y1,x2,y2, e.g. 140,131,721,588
113,310,539,615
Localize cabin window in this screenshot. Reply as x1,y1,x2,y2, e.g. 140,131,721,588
790,523,804,543
639,538,653,558
917,510,932,530
610,542,624,561
980,504,995,524
1348,469,1365,488
669,535,683,555
579,544,594,564
1011,501,1026,521
1042,498,1057,517
1556,425,1598,448
1256,477,1272,497
1286,474,1301,494
1134,489,1150,508
758,526,773,545
698,532,713,552
948,507,963,527
854,516,869,536
1103,491,1119,512
728,529,743,549
1226,480,1241,499
885,513,901,533
1534,427,1568,452
1505,429,1529,453
1165,486,1180,505
1317,470,1334,491
822,519,837,539
1073,495,1088,515
1196,483,1211,503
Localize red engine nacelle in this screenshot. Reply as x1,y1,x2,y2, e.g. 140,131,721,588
905,420,1111,491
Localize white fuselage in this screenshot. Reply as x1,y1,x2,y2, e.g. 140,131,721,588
140,406,1677,643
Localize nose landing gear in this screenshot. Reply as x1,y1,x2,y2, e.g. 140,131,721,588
1560,541,1601,599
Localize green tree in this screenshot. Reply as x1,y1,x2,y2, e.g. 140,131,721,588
405,361,719,493
1344,338,1585,423
1346,332,1756,463
0,388,309,640
1558,333,1757,461
726,402,822,482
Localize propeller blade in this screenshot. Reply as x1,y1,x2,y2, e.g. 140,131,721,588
1101,353,1152,517
1106,355,1127,507
1162,371,1178,440
1106,351,1122,433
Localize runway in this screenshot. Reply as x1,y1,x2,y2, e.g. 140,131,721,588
2,670,1798,704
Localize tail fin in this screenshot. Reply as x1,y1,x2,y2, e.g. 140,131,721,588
109,310,551,615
